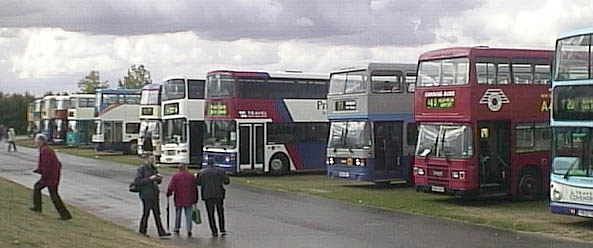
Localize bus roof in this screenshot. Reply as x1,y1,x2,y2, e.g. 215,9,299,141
331,63,417,74
69,94,95,98
207,70,328,80
96,88,140,95
418,47,553,61
558,27,593,40
141,83,162,91
161,76,204,82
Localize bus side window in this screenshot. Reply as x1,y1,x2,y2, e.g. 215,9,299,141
497,62,510,84
406,74,416,93
512,63,533,84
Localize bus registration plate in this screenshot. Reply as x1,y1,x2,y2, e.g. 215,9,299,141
431,186,445,193
338,172,350,178
577,210,593,218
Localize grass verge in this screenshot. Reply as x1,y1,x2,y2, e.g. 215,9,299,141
0,177,173,248
233,174,593,242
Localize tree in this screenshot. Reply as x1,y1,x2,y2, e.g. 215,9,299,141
77,70,109,93
119,64,152,89
0,92,35,135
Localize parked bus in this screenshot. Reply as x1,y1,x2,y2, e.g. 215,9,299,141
52,95,70,145
550,28,593,217
31,99,43,134
326,63,418,184
91,89,141,154
41,95,57,142
159,77,205,166
202,70,329,174
413,47,553,199
138,84,163,159
66,94,95,147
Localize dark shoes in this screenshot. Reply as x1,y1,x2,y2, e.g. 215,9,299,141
220,231,227,236
159,232,172,238
188,232,192,238
58,216,72,221
29,207,41,213
212,232,218,237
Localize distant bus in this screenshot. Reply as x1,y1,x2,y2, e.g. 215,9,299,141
159,77,205,166
66,94,95,147
413,47,553,199
138,84,163,159
326,63,417,184
52,95,70,145
91,89,141,154
31,99,42,134
203,70,329,174
550,28,593,217
41,95,57,142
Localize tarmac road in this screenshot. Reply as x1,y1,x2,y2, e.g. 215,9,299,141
0,143,590,248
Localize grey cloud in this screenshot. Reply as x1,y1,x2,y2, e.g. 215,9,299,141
0,0,484,46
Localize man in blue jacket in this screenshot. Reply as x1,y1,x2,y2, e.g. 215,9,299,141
197,160,230,236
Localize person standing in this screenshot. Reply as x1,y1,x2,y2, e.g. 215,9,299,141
134,152,171,238
7,127,16,152
166,163,198,237
30,134,72,220
196,160,230,236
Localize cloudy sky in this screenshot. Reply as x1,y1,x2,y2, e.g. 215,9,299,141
0,0,591,95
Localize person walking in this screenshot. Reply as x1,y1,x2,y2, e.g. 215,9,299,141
30,134,72,220
166,163,198,237
196,160,230,236
7,127,17,152
134,152,171,238
142,131,154,154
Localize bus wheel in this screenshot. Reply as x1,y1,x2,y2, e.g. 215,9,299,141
269,154,289,176
127,141,138,155
516,168,541,201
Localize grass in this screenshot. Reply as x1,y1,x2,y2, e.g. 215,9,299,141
232,174,593,242
16,139,143,167
0,177,174,248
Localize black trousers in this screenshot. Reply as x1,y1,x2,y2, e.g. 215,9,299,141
139,196,167,235
204,198,225,234
8,141,16,152
32,180,72,219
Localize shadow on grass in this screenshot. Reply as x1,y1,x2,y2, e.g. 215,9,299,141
230,170,326,178
340,182,412,190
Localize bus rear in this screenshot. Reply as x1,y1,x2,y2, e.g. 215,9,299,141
66,94,95,147
92,89,141,154
326,63,417,183
413,47,553,199
203,70,329,174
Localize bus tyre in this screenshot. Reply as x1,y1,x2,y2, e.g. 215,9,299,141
269,154,289,176
516,168,541,201
127,141,138,155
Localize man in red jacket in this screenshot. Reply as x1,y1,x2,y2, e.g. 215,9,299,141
30,134,72,220
166,163,198,237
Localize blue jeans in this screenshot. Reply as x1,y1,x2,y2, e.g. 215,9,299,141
175,206,193,233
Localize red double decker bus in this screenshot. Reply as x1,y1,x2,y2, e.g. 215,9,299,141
413,47,553,199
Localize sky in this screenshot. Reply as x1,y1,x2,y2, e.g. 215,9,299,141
0,0,591,96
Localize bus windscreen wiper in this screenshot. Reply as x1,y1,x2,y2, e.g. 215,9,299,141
563,158,580,179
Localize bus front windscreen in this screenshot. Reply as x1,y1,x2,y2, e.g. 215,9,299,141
206,74,234,98
204,120,237,149
554,34,592,80
329,70,367,95
328,121,372,149
416,124,473,158
163,79,186,101
417,57,469,87
552,127,593,177
163,118,187,144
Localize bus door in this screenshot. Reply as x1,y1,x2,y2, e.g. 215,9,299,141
238,123,265,172
189,121,204,165
477,120,510,193
374,121,403,177
114,121,123,144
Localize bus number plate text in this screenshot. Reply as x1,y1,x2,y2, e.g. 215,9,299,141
431,186,445,193
338,172,350,178
577,210,593,218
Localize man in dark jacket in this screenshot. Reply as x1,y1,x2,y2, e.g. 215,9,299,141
196,160,230,236
135,152,171,237
30,134,72,220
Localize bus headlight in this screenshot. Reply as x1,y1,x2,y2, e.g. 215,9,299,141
327,157,335,165
225,156,231,163
355,158,365,166
203,154,209,161
415,167,425,175
452,171,459,179
552,189,562,201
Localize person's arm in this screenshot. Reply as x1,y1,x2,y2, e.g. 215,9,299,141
196,171,202,186
222,171,230,185
166,174,175,197
38,149,51,182
134,167,152,185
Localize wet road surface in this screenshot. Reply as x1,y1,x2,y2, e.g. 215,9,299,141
0,143,590,248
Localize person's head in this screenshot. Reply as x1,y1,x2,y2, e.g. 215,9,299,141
178,163,188,171
143,152,155,165
34,133,47,148
207,159,215,168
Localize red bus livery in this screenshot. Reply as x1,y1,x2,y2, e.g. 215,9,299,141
413,47,553,199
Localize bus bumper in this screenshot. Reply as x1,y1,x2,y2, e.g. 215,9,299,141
203,152,237,173
550,201,593,218
327,165,372,181
415,184,476,198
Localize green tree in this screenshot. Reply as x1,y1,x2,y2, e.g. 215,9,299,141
0,92,35,135
77,70,109,93
118,64,152,89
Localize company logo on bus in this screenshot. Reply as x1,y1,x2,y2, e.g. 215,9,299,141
335,100,356,111
207,102,228,116
479,89,510,112
238,110,267,118
425,90,455,109
164,103,179,116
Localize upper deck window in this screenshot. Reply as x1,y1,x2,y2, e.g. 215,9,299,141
555,34,592,80
206,74,234,98
188,80,205,99
329,70,367,95
141,90,160,105
371,71,403,94
125,94,140,104
78,98,95,108
163,79,186,101
417,57,469,87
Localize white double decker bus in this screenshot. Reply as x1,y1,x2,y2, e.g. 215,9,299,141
160,77,205,166
92,89,141,154
66,94,95,147
138,84,163,158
